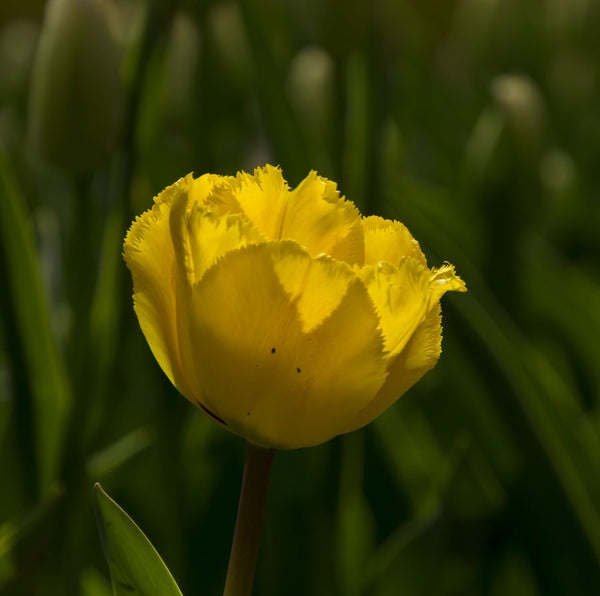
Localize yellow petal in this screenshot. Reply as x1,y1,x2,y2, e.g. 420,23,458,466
362,215,427,267
187,209,264,281
189,173,229,204
167,172,253,286
167,176,264,284
271,244,355,333
208,166,364,263
167,180,224,407
284,171,364,264
123,177,187,393
211,164,287,236
430,263,467,302
182,241,387,448
359,258,431,358
190,172,236,213
343,261,466,432
342,304,444,433
168,176,196,286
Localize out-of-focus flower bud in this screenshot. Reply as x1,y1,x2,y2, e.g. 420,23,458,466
28,0,121,173
490,74,545,161
287,45,335,171
287,45,334,133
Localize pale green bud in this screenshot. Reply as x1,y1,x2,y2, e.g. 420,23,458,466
28,0,121,173
490,74,545,160
287,45,334,131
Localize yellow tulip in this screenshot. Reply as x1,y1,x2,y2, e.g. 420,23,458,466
124,165,466,449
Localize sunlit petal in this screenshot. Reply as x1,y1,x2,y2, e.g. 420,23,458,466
363,215,427,267
123,177,187,394
342,305,443,433
184,242,387,448
358,258,431,358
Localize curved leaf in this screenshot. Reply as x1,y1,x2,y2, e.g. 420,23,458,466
93,483,184,596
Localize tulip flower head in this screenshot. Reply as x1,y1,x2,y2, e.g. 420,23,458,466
124,166,466,449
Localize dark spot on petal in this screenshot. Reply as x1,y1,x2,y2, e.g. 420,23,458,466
247,411,251,416
116,581,135,592
297,367,301,373
197,400,228,426
271,347,276,354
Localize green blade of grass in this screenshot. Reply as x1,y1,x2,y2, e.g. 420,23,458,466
0,151,71,496
237,0,310,182
336,433,375,596
93,483,184,596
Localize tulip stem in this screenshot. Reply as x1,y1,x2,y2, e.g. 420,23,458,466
223,443,275,596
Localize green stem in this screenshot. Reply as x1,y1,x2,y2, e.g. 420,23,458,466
223,443,275,596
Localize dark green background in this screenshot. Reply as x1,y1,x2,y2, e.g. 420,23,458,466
1,0,599,594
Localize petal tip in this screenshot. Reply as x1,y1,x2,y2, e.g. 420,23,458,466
430,263,467,296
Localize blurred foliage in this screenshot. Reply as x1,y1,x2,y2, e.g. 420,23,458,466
1,0,599,594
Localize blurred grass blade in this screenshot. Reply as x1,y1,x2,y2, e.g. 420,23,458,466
87,428,153,479
0,521,17,589
85,203,127,439
0,483,64,590
342,50,369,211
237,0,310,181
0,151,71,495
93,483,184,596
336,434,374,596
364,506,440,590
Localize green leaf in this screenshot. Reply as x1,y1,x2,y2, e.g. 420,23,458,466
93,483,184,596
80,566,113,596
